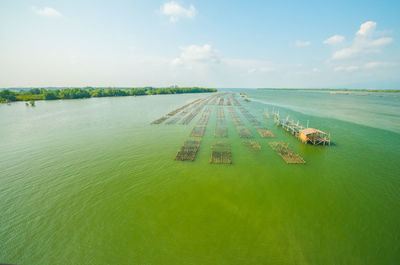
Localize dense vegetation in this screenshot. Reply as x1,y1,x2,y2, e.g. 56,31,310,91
0,87,217,103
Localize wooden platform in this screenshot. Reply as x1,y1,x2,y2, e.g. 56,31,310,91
175,140,201,161
272,111,331,146
269,142,305,164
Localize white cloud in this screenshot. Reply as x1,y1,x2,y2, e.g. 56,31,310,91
160,1,197,23
331,21,392,60
247,66,274,74
334,65,359,72
332,47,357,60
171,45,278,83
295,40,311,47
323,35,345,45
32,7,62,17
369,37,392,47
356,21,376,36
172,44,220,66
333,61,396,73
365,61,395,69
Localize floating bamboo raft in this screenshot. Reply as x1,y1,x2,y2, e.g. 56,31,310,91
152,97,207,124
151,116,168,124
175,140,201,161
210,142,231,164
232,118,244,125
256,128,275,138
231,97,241,106
167,98,202,116
166,106,194,124
215,106,224,125
181,102,207,125
216,107,225,118
243,141,261,151
236,126,253,138
215,127,228,138
228,107,244,125
216,118,224,125
190,126,206,137
165,116,181,125
269,142,305,164
206,105,214,112
239,107,262,126
208,96,218,105
182,96,215,125
197,106,213,126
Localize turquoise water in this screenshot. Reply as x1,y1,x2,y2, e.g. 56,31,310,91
249,89,400,133
0,90,399,264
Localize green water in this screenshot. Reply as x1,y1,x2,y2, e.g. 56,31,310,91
1,91,399,265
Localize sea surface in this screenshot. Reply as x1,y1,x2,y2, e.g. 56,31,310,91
1,89,399,265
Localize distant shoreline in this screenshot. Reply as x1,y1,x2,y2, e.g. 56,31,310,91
257,88,400,93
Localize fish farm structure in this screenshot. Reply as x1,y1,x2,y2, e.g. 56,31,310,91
272,111,331,146
151,92,326,165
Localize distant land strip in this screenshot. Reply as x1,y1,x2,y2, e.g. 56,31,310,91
0,87,217,103
257,88,400,93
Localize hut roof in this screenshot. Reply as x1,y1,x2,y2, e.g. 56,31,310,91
300,128,327,135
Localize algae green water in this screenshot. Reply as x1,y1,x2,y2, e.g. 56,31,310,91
1,90,399,264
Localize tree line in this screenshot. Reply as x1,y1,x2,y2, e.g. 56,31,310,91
0,87,217,103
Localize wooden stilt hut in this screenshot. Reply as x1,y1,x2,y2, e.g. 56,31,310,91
272,110,331,146
298,128,330,146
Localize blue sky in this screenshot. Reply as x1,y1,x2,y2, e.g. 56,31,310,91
0,0,399,88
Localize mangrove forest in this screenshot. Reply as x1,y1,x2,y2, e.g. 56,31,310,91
0,87,217,103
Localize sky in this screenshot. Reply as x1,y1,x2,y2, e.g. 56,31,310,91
0,0,400,89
